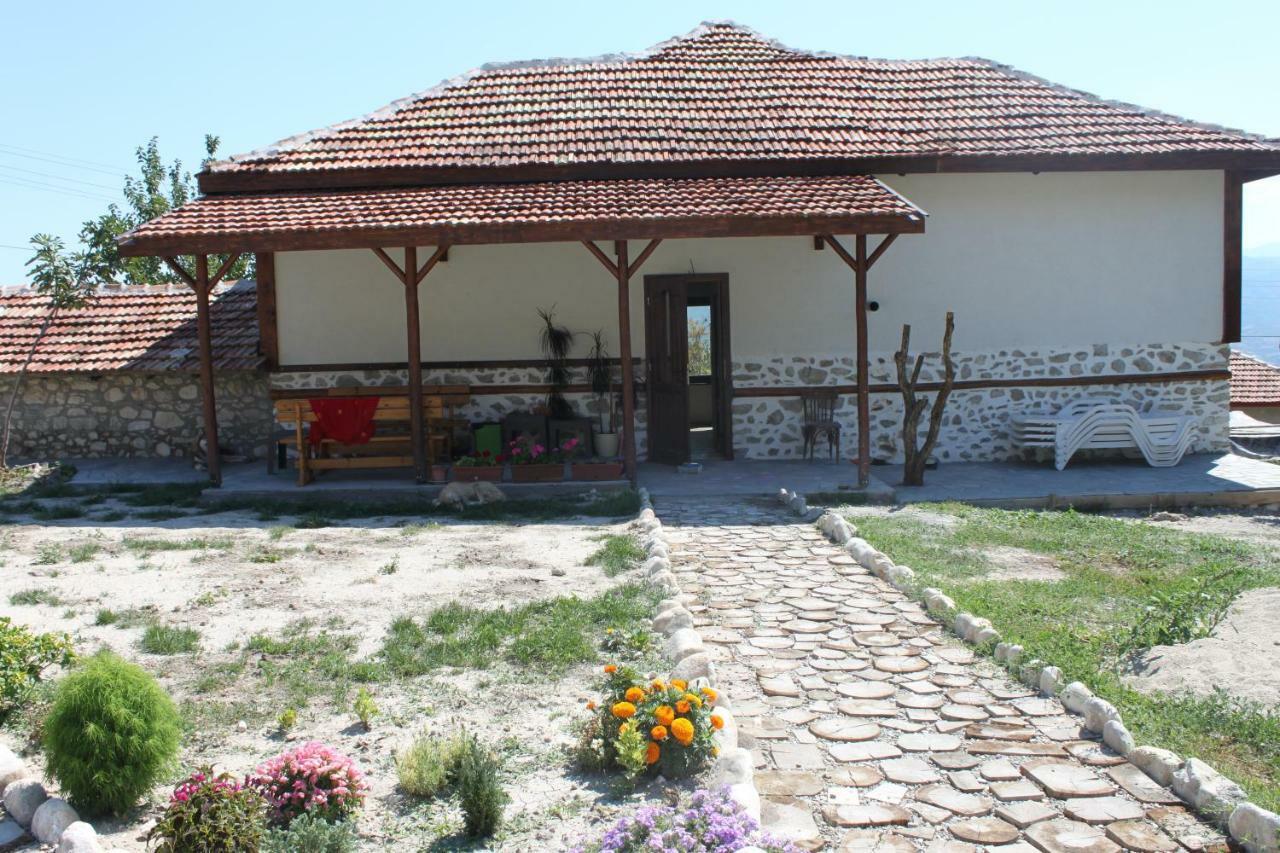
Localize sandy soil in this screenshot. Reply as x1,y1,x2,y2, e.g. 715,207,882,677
1108,506,1280,548
1124,587,1280,709
0,500,657,851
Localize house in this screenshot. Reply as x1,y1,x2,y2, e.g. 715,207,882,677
111,21,1280,486
1229,350,1280,446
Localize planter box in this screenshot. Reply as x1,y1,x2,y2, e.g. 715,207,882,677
428,464,451,484
572,462,625,481
454,466,503,482
511,463,564,483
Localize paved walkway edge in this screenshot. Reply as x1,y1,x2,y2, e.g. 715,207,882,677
638,487,763,824
776,486,1280,853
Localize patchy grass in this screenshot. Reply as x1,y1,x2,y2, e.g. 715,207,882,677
246,622,380,710
9,588,62,606
585,534,644,577
140,624,202,655
381,583,659,676
122,535,234,555
67,542,101,563
848,502,1280,810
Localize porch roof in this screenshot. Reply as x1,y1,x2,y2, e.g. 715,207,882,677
116,173,924,257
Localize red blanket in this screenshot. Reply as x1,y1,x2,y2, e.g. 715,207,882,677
308,397,379,447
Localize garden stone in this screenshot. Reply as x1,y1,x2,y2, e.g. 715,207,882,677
995,642,1013,662
1102,720,1135,757
764,797,822,847
713,708,739,753
788,494,807,515
665,628,705,664
650,571,681,592
1228,802,1280,852
638,507,656,522
32,798,78,845
1082,697,1122,733
830,520,854,543
1129,746,1182,787
1020,660,1045,688
868,554,895,576
729,782,762,823
3,779,48,826
643,556,672,575
1171,758,1247,823
55,821,102,853
1040,666,1063,696
1104,820,1179,853
886,566,914,589
654,607,693,634
712,747,754,786
1026,818,1121,853
924,589,956,614
1059,682,1094,715
647,542,669,559
973,627,1001,646
0,745,25,791
671,651,714,684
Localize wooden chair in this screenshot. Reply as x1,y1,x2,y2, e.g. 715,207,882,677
801,389,841,461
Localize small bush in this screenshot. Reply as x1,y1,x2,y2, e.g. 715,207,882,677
353,687,377,730
147,768,267,852
141,624,201,655
0,617,74,715
395,731,469,799
94,608,118,626
278,708,298,732
249,741,368,826
577,787,797,853
43,651,182,816
262,812,356,853
9,588,61,606
456,735,507,839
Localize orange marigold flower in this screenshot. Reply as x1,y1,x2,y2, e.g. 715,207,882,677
655,705,675,726
671,679,688,691
651,679,666,691
611,701,636,719
645,742,660,765
624,686,645,704
712,745,720,756
671,717,695,745
604,664,617,674
710,714,725,730
651,725,668,741
676,700,691,714
700,686,718,703
683,693,703,708
586,700,596,711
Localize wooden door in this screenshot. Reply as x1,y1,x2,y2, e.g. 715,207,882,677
644,276,690,464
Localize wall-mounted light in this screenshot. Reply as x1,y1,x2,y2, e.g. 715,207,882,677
868,301,880,312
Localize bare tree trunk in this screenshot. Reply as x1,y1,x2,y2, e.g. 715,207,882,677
0,307,57,470
894,312,956,486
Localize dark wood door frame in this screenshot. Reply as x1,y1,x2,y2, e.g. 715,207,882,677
643,273,733,463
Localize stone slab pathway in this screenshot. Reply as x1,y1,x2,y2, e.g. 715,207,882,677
659,498,1228,853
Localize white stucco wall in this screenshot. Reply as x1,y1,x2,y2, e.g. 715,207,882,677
273,170,1224,365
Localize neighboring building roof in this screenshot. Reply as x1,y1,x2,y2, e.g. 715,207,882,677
0,282,261,374
119,174,925,256
202,21,1280,192
1230,350,1280,407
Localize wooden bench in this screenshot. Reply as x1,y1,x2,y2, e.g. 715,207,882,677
271,386,469,485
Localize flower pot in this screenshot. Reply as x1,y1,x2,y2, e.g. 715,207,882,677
594,432,620,458
428,463,450,484
511,463,564,483
455,465,503,482
572,461,625,481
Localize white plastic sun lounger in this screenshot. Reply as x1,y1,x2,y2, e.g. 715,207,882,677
1012,401,1196,470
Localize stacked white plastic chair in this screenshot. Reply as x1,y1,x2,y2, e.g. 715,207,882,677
1012,399,1197,470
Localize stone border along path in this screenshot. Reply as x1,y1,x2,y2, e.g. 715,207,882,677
650,490,1279,853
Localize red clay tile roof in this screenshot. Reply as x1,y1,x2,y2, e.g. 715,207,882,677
118,174,924,255
203,21,1280,190
0,282,261,374
1230,350,1280,407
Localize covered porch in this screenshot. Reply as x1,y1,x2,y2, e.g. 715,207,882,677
117,174,927,490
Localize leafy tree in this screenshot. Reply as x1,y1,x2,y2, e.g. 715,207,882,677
687,315,712,377
0,235,96,467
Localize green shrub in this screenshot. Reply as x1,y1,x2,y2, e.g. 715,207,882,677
456,735,506,838
147,768,266,852
262,812,356,853
140,624,201,655
353,687,377,730
278,708,298,732
394,730,468,799
9,588,61,606
42,651,182,816
0,617,74,716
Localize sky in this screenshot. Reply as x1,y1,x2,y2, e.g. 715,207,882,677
2,0,1279,283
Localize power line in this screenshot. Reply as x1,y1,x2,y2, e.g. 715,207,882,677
0,175,117,203
0,145,128,178
0,142,129,174
0,163,121,192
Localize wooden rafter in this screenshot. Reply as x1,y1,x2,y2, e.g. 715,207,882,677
628,239,663,278
209,253,243,287
162,256,196,288
581,240,618,277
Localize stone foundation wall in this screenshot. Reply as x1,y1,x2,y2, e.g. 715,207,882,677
731,342,1230,462
270,366,648,457
0,370,271,461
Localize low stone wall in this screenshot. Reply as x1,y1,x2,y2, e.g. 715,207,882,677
0,370,270,461
731,342,1230,462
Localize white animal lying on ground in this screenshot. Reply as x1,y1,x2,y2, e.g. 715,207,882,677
434,481,506,509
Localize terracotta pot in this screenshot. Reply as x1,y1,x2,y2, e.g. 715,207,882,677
454,465,503,482
594,432,620,458
511,463,564,482
572,462,625,481
428,464,451,484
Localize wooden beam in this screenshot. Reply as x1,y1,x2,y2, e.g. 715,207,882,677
209,253,242,287
254,252,279,370
732,367,1232,397
865,234,898,270
162,256,196,288
414,244,451,285
813,236,825,250
614,240,638,484
1223,170,1243,344
627,238,663,278
402,245,427,483
821,235,860,273
192,255,222,486
855,234,871,488
371,246,406,280
581,240,619,277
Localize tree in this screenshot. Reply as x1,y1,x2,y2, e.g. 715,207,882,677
0,236,96,468
687,315,712,377
894,312,956,487
78,135,252,285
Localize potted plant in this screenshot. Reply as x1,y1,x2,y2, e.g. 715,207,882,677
539,307,576,420
507,435,564,482
571,456,625,481
587,330,620,459
453,450,505,481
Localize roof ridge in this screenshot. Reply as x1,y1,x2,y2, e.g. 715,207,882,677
0,280,253,300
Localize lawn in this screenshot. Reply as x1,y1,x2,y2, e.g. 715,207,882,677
845,502,1280,811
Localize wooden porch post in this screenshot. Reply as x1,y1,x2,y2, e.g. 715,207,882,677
615,240,638,484
403,245,427,483
194,254,222,487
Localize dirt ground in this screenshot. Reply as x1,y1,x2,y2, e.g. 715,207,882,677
0,497,659,851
